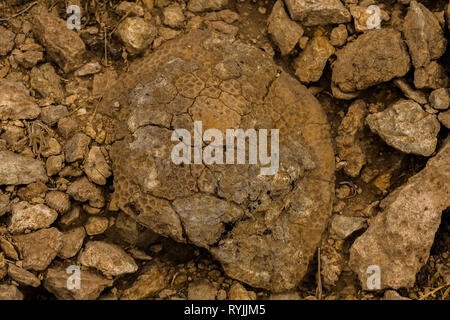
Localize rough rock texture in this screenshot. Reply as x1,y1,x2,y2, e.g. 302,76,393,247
32,7,86,73
330,215,367,239
7,264,41,287
0,25,15,56
30,63,64,103
366,100,440,156
78,241,138,276
438,110,450,129
228,282,257,300
414,61,449,89
393,79,428,105
293,36,334,83
58,227,85,259
100,29,334,292
0,80,40,120
8,202,58,234
429,88,449,110
188,279,218,300
332,29,410,93
0,284,23,300
403,1,447,68
65,133,91,163
84,146,112,185
267,0,304,56
0,151,48,185
335,99,367,177
13,228,63,271
284,0,351,26
188,0,228,13
350,139,450,290
117,17,157,55
44,266,113,300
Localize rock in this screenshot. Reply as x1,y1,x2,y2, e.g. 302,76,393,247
85,216,109,236
293,36,334,83
100,29,334,292
438,110,450,129
0,193,10,217
366,99,440,156
350,139,450,290
33,7,86,72
78,241,138,276
30,63,64,103
187,0,228,13
267,0,304,56
330,215,367,239
115,1,145,17
59,205,81,227
320,241,345,287
117,17,157,55
332,29,410,93
429,88,449,110
284,0,351,26
84,146,112,185
335,99,367,177
65,133,91,163
403,1,446,68
414,61,448,89
58,227,86,259
46,155,65,176
0,285,23,300
0,237,18,260
329,24,347,47
349,4,389,32
331,83,360,100
383,290,410,300
12,50,44,68
393,79,427,105
44,266,113,300
13,228,63,271
204,20,238,36
7,264,41,287
8,202,58,234
74,62,102,77
92,70,118,97
0,26,15,56
269,291,301,300
188,279,217,300
163,4,185,28
40,138,62,158
120,260,172,299
0,151,47,185
67,177,105,208
0,80,40,120
57,117,79,139
45,191,71,214
228,282,256,300
40,105,69,126
0,253,6,280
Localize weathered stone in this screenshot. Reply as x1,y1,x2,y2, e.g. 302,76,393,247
30,63,64,103
163,4,185,28
0,285,23,300
7,264,41,287
46,155,65,176
85,216,109,236
0,151,47,185
67,177,105,208
438,110,450,129
350,139,450,289
366,99,440,156
329,24,347,47
0,237,18,260
414,61,448,89
40,105,69,126
0,26,15,56
58,226,85,259
403,1,447,68
12,50,44,68
44,266,112,300
115,1,145,17
78,241,138,276
188,0,228,13
330,215,367,239
117,17,157,55
0,80,40,120
40,138,62,158
188,279,217,300
383,290,411,300
100,29,334,292
84,146,112,185
65,133,91,163
393,79,428,105
228,282,256,300
13,228,63,271
335,99,367,177
57,117,79,139
267,0,304,56
332,29,410,93
45,191,71,214
0,193,10,217
33,7,86,72
0,253,6,280
284,0,351,26
429,88,449,110
74,62,102,77
320,241,345,288
8,202,58,234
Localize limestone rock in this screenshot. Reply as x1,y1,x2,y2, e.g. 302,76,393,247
284,0,351,26
8,202,58,234
84,146,112,185
0,26,15,56
188,279,217,300
366,99,440,156
0,151,47,185
84,216,109,236
393,79,427,105
0,285,23,300
330,215,367,239
67,177,104,208
188,0,228,13
0,80,40,121
438,110,450,129
58,226,85,259
414,61,448,89
65,133,91,163
228,282,256,300
30,63,64,103
330,24,347,47
117,17,157,55
7,264,41,287
429,88,449,110
350,139,450,290
39,105,69,126
163,4,185,28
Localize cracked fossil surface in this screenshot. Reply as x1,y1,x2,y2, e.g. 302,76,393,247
100,29,335,292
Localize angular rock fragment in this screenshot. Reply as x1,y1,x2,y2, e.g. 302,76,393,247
267,0,304,56
85,216,109,236
188,0,228,13
74,62,102,77
188,279,217,300
7,264,41,287
284,0,351,26
293,36,334,83
228,282,256,300
403,1,447,68
117,17,157,55
393,79,427,105
58,226,85,259
8,202,58,234
163,4,185,28
438,110,450,129
84,146,112,185
320,241,345,288
30,63,64,103
78,241,138,276
0,80,40,121
12,50,44,69
0,26,15,56
115,1,145,17
67,177,104,208
429,88,449,110
0,193,10,217
335,99,367,177
13,228,63,271
0,285,23,300
39,105,69,126
332,29,410,93
366,99,440,156
349,4,389,32
350,139,450,289
414,61,448,89
329,24,347,47
0,151,48,185
0,253,6,280
33,7,86,73
44,266,112,300
65,133,91,163
330,215,367,239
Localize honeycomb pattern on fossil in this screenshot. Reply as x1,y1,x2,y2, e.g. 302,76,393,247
100,29,335,292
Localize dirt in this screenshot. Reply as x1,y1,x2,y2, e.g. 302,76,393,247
0,0,448,300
